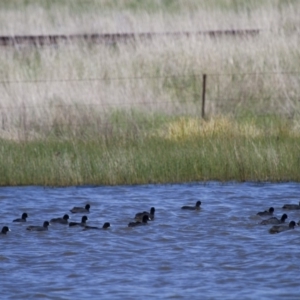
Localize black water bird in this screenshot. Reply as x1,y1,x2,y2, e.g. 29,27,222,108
128,215,150,227
83,222,111,230
135,207,155,221
70,204,90,214
181,201,201,210
282,201,300,210
27,221,50,231
69,216,88,227
50,214,70,225
260,214,288,225
13,213,28,222
102,222,111,229
1,226,10,234
257,207,274,216
269,221,296,234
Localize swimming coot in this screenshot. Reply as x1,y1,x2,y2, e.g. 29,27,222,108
50,214,70,225
181,201,201,210
282,201,300,210
13,213,28,222
269,221,296,234
83,222,111,230
102,222,111,229
69,216,88,227
260,214,288,225
128,215,150,227
1,226,10,234
135,207,155,221
26,221,50,231
70,204,90,214
257,207,274,216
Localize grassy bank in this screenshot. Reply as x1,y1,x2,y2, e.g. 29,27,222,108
1,115,300,186
0,1,299,185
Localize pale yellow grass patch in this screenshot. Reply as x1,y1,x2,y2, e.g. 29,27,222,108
160,116,264,140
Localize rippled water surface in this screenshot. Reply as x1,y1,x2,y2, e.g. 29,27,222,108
1,182,300,299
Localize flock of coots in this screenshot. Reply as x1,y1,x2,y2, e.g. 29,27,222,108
257,201,300,233
2,199,298,235
1,201,202,234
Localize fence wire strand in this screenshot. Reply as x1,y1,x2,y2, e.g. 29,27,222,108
0,71,299,85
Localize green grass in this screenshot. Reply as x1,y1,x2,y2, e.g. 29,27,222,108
1,115,300,186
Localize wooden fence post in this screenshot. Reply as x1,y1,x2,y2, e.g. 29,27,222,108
201,74,207,118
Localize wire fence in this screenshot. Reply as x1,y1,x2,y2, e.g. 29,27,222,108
0,70,299,84
0,71,300,136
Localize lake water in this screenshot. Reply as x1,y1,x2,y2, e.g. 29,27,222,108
0,182,300,299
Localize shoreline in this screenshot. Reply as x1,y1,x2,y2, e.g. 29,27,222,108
1,115,300,186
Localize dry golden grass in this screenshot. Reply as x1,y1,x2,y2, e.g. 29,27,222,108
0,1,299,139
0,1,294,35
158,116,300,141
